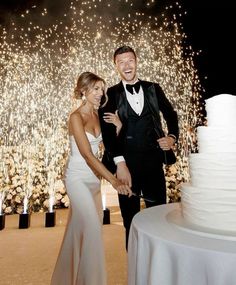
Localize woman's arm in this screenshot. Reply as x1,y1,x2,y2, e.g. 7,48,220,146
69,112,131,195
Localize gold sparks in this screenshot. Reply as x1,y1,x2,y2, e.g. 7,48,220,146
0,0,204,209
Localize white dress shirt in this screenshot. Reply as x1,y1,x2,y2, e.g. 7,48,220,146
123,80,144,115
113,80,144,165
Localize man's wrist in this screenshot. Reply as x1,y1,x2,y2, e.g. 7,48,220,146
168,134,176,143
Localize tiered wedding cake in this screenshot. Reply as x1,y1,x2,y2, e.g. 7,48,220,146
181,94,236,233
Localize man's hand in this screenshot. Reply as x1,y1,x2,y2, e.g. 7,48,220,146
116,161,132,187
157,136,175,151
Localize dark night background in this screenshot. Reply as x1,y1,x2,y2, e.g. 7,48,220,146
0,0,235,99
181,0,236,99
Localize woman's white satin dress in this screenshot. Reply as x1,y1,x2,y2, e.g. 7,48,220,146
51,132,106,285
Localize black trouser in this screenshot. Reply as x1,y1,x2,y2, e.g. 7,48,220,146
118,149,166,250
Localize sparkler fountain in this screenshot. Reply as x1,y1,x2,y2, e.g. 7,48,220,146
44,144,58,227
0,160,9,230
0,191,6,230
19,196,31,229
0,0,204,216
19,152,34,228
102,191,110,225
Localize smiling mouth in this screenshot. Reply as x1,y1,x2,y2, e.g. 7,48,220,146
124,70,132,75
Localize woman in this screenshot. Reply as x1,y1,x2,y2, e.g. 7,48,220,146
51,72,132,285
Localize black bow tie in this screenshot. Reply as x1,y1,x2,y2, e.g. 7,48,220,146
126,81,141,94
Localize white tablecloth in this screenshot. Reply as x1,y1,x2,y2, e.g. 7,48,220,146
128,203,236,285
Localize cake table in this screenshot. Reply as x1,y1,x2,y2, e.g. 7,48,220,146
128,203,236,285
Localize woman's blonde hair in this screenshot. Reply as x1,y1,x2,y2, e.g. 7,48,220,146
74,71,108,107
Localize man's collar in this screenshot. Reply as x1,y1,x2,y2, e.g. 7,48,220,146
122,78,139,87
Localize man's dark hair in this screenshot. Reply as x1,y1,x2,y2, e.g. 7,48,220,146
113,45,136,63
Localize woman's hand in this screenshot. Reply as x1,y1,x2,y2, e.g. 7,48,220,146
103,110,122,135
111,178,132,197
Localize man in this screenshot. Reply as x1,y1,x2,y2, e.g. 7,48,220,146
99,46,179,249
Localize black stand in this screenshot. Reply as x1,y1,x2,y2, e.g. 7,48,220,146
19,213,30,229
45,211,56,227
0,214,5,230
103,208,110,225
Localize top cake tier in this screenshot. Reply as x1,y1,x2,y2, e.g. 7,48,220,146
206,94,236,126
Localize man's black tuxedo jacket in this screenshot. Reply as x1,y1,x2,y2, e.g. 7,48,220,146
99,80,179,161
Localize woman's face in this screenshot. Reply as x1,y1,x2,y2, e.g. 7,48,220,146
86,80,104,108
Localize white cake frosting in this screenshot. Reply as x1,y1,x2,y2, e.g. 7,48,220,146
197,127,236,153
205,93,236,127
181,94,236,233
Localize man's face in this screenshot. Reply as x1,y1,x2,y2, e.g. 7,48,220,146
114,52,137,83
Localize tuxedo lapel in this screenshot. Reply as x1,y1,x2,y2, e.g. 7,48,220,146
115,80,160,122
140,80,160,118
115,81,129,122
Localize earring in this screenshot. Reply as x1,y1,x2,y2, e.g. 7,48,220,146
82,95,86,101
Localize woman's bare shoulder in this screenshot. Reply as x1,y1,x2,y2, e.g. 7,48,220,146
68,109,84,132
69,108,82,120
